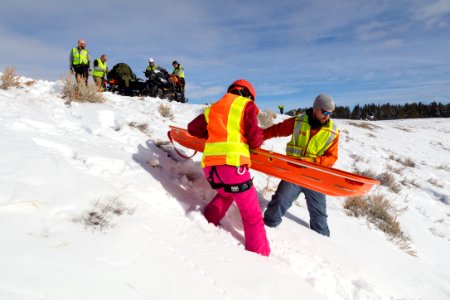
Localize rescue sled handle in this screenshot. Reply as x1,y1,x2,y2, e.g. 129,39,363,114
168,126,380,196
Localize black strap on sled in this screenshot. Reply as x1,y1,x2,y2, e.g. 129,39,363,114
207,166,253,193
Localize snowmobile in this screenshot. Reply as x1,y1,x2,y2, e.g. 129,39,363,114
107,63,148,97
144,68,186,103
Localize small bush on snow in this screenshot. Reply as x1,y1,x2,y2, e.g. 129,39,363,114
344,194,409,243
158,103,174,120
0,66,21,90
128,121,152,136
74,197,135,230
377,171,402,193
62,74,105,104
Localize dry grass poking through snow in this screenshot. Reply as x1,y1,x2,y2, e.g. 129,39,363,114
158,103,174,120
62,74,105,104
74,197,135,230
344,194,416,256
1,66,21,90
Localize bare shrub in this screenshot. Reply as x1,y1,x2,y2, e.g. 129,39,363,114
353,167,377,179
378,172,401,192
158,103,174,120
350,153,365,163
401,178,421,188
388,154,416,168
25,80,36,87
386,164,405,174
62,75,105,104
344,196,368,217
344,194,407,240
258,109,276,128
74,197,135,230
1,66,21,90
402,157,416,167
128,121,152,136
348,121,381,131
437,164,450,172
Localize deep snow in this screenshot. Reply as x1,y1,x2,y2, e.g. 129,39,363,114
0,77,449,299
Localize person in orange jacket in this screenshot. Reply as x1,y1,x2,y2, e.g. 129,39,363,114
187,79,271,256
263,94,339,236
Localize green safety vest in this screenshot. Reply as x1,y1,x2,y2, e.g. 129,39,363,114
173,65,185,78
286,114,338,159
72,48,89,65
92,58,107,77
146,65,159,72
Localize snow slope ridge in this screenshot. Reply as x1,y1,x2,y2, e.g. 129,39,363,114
0,78,449,299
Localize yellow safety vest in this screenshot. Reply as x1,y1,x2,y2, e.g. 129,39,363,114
286,114,338,159
72,48,89,65
202,93,253,167
172,65,185,78
92,58,107,78
146,65,159,72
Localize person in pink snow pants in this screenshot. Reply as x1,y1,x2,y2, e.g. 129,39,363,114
187,79,270,256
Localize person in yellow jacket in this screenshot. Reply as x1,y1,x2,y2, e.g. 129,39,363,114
69,39,91,85
92,54,108,91
187,79,270,256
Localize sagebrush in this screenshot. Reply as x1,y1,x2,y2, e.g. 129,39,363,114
158,103,174,119
344,194,414,255
74,197,135,230
1,66,21,90
62,74,105,104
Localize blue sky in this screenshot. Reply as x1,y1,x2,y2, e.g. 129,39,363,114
1,0,449,111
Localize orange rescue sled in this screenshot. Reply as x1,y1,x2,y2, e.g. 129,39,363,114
168,126,379,197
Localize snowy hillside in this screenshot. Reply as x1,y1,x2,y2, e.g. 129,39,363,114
0,78,449,300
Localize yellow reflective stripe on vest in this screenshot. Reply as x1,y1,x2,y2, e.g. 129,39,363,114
286,114,337,158
72,48,88,65
93,59,107,77
203,96,251,167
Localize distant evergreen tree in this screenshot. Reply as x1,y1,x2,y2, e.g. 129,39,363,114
287,101,449,120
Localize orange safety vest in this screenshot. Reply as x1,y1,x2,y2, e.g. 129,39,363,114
202,93,256,167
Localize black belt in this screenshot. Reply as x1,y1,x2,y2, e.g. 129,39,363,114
207,166,253,193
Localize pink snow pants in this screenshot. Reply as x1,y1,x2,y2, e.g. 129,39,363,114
203,165,271,256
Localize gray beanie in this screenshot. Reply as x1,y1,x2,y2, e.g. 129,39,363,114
313,94,335,111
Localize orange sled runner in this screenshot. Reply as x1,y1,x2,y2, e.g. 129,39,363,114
168,126,379,197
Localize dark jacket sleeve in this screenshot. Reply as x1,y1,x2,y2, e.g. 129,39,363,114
263,117,296,140
187,114,208,139
243,101,263,149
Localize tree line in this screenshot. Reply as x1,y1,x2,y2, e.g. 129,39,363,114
286,101,450,120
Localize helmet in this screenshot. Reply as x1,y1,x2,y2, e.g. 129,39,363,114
227,79,256,100
149,58,154,63
172,60,179,65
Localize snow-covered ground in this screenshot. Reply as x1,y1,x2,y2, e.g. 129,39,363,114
0,77,449,300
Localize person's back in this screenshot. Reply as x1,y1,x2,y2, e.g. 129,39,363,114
188,79,270,256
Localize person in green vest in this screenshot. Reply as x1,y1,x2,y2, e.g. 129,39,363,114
278,105,285,114
69,39,91,85
262,94,340,236
144,58,161,78
92,54,108,91
171,60,185,88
